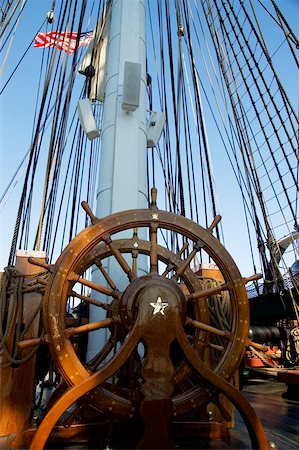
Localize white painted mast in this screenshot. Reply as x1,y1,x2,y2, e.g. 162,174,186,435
87,0,148,360
96,0,148,217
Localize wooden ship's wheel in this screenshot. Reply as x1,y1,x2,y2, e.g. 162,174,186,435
27,191,269,449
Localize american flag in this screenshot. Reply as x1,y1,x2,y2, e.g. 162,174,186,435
34,31,93,54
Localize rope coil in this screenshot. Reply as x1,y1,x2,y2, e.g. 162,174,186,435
0,266,47,367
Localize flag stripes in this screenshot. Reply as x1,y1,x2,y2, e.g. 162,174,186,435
34,31,93,54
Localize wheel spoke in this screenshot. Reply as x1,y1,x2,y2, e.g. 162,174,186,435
70,290,109,310
161,262,175,277
150,223,158,273
68,272,121,299
17,335,49,350
87,335,119,371
172,240,204,280
81,201,99,224
209,342,225,352
131,228,140,276
162,243,189,277
132,249,138,276
64,316,121,339
95,259,117,290
243,273,263,284
207,215,222,233
185,317,232,339
178,241,189,255
102,232,136,281
187,281,231,301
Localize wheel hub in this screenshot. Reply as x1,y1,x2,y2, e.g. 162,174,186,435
120,274,187,330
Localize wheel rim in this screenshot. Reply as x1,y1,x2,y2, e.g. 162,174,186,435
43,208,249,418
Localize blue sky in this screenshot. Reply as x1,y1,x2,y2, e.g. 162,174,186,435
0,0,298,276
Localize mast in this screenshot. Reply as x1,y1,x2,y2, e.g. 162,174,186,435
87,0,148,359
96,0,148,218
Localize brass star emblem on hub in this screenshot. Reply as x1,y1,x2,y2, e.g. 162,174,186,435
150,296,168,315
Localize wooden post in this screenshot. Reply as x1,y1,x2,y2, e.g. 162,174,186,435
0,250,46,440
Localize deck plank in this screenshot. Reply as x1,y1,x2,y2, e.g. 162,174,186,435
26,376,299,449
230,377,299,450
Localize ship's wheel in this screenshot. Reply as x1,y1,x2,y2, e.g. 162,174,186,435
28,190,269,449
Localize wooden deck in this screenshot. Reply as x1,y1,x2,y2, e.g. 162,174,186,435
222,375,299,449
44,374,298,449
3,373,298,449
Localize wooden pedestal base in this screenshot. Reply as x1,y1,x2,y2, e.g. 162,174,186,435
9,418,230,449
138,399,175,449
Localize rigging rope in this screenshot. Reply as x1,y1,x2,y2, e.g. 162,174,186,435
148,0,223,250
201,0,299,273
6,0,105,267
0,0,28,75
183,2,263,265
0,18,46,93
35,1,86,249
2,0,298,314
0,0,22,37
182,0,220,238
0,266,48,367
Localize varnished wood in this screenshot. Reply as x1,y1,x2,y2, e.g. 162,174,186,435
185,316,232,338
175,319,269,449
9,378,298,449
207,214,222,232
8,420,230,449
138,399,174,449
172,240,203,280
41,208,250,419
26,207,258,448
95,259,117,290
149,222,158,273
101,232,136,281
17,334,49,350
63,316,120,338
0,253,44,437
29,325,141,449
187,281,231,301
68,272,120,298
70,290,110,310
243,273,263,284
